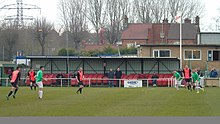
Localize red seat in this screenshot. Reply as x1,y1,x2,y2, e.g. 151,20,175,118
91,74,98,85
96,74,104,84
146,74,153,85
129,74,138,79
138,74,145,79
162,79,168,86
157,79,163,86
127,74,134,79
71,78,77,86
102,76,109,85
121,74,127,86
42,74,49,85
83,74,90,86
158,74,164,78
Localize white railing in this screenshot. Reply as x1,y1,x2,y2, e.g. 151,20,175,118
1,77,219,88
0,77,177,88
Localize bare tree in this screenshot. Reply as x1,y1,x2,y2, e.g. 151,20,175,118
151,0,167,23
167,0,204,22
207,7,220,31
58,0,88,50
104,0,130,44
32,17,53,55
133,0,153,23
132,0,204,23
85,0,107,43
0,22,18,60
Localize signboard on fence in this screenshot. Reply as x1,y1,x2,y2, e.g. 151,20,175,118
124,80,142,88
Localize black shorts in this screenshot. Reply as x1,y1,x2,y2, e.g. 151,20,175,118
30,80,36,84
11,82,18,88
78,81,83,86
185,78,191,82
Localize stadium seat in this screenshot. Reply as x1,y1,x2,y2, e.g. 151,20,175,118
102,76,109,85
42,74,49,85
137,74,145,79
71,78,77,86
157,79,163,86
133,74,139,79
91,74,98,85
83,74,90,86
96,74,104,85
158,74,164,78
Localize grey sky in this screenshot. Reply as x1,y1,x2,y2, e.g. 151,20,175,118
0,0,220,32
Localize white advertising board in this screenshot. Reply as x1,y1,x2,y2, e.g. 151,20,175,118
124,80,142,88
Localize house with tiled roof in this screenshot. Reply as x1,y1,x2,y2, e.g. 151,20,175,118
121,16,200,47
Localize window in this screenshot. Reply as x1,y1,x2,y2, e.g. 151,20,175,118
207,50,220,61
127,43,135,48
184,50,201,60
153,50,171,57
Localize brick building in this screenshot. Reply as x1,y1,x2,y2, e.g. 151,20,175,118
137,44,220,71
121,16,200,47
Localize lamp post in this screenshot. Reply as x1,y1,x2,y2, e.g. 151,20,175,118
3,45,4,61
65,26,70,85
38,28,43,55
180,16,182,69
176,14,182,69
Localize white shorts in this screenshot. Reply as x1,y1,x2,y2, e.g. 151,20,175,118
36,81,43,88
175,79,182,86
200,77,204,87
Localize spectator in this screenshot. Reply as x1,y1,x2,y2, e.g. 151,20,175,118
108,68,114,87
115,68,122,87
210,68,218,78
151,72,159,87
56,72,64,86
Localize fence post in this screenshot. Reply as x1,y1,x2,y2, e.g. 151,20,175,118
170,78,172,87
6,79,8,87
219,78,220,87
61,78,63,87
147,79,149,88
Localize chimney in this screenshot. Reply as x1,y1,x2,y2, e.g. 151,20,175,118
195,16,200,26
123,15,128,29
184,18,191,23
195,16,200,32
162,18,168,23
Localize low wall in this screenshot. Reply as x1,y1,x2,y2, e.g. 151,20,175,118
205,78,220,87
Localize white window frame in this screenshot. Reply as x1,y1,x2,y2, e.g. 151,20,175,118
153,49,171,58
207,50,220,61
207,50,213,61
127,43,135,48
184,49,201,60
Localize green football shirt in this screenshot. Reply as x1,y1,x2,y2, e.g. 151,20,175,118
36,70,43,82
192,72,199,83
174,72,181,81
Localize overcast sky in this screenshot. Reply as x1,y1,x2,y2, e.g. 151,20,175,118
0,0,220,32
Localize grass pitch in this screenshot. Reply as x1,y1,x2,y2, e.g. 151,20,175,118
0,87,220,116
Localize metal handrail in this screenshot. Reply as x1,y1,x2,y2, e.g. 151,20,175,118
0,77,176,87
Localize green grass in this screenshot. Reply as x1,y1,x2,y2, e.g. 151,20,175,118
0,87,220,116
